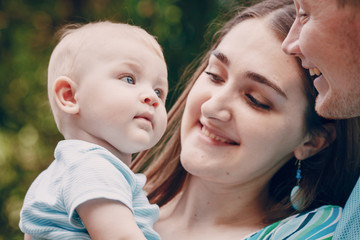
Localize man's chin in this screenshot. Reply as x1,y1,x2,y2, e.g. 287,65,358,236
315,93,359,119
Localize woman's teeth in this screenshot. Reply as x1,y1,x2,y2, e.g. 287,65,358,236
202,126,230,143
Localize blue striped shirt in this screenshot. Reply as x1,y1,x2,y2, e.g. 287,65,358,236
19,140,160,240
334,176,360,240
248,205,342,239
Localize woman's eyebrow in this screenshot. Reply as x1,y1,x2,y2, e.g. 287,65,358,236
246,71,288,99
211,50,287,99
212,50,230,66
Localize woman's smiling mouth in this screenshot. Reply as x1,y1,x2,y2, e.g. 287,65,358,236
201,125,239,145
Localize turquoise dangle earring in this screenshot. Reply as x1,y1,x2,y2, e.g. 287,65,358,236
290,160,302,211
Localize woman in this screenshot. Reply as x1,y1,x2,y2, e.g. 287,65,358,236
132,0,360,239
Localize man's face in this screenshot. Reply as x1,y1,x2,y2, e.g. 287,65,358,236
282,0,360,119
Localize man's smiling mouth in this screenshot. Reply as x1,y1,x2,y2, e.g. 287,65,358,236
309,67,322,78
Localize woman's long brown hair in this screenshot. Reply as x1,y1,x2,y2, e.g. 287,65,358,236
132,0,360,223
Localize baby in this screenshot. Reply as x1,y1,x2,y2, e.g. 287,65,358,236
19,21,168,239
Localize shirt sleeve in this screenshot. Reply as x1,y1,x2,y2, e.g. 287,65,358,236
61,148,137,228
333,177,360,239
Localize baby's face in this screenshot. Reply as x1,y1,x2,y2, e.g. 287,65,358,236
73,27,168,155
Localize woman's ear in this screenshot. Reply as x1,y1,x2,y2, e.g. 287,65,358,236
53,76,80,114
294,123,336,160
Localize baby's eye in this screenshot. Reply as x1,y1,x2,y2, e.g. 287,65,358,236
154,89,162,98
119,76,135,84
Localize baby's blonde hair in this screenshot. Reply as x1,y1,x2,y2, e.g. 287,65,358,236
47,21,164,130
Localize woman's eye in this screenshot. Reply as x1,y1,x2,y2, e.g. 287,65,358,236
246,94,271,111
205,71,224,83
119,76,135,84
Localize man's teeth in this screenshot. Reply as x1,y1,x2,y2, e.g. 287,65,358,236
309,67,321,76
202,127,229,143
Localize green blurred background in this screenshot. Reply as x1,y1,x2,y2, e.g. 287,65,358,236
0,0,256,238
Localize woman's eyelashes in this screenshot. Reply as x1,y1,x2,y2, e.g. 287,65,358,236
205,71,271,111
205,71,225,83
245,93,271,111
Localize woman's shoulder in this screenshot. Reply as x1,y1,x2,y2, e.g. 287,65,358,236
248,205,342,240
296,205,342,219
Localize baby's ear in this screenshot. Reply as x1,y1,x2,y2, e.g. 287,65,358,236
53,76,79,114
294,123,336,160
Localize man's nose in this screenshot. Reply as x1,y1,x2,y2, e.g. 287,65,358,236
282,22,301,56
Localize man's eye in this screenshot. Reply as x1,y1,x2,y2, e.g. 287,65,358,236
299,14,309,24
119,76,135,84
298,8,309,24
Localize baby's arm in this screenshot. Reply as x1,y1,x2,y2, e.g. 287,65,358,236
77,198,147,240
24,234,32,240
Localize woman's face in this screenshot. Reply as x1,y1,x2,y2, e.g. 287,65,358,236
180,18,310,188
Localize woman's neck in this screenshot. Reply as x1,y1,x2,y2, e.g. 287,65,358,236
155,175,269,239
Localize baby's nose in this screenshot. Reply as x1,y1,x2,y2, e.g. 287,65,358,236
143,96,158,107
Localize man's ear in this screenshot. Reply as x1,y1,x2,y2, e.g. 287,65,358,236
53,76,80,114
294,123,336,160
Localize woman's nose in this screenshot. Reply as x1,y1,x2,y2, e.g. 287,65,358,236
201,90,231,122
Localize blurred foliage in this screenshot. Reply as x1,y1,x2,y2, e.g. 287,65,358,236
0,0,256,238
